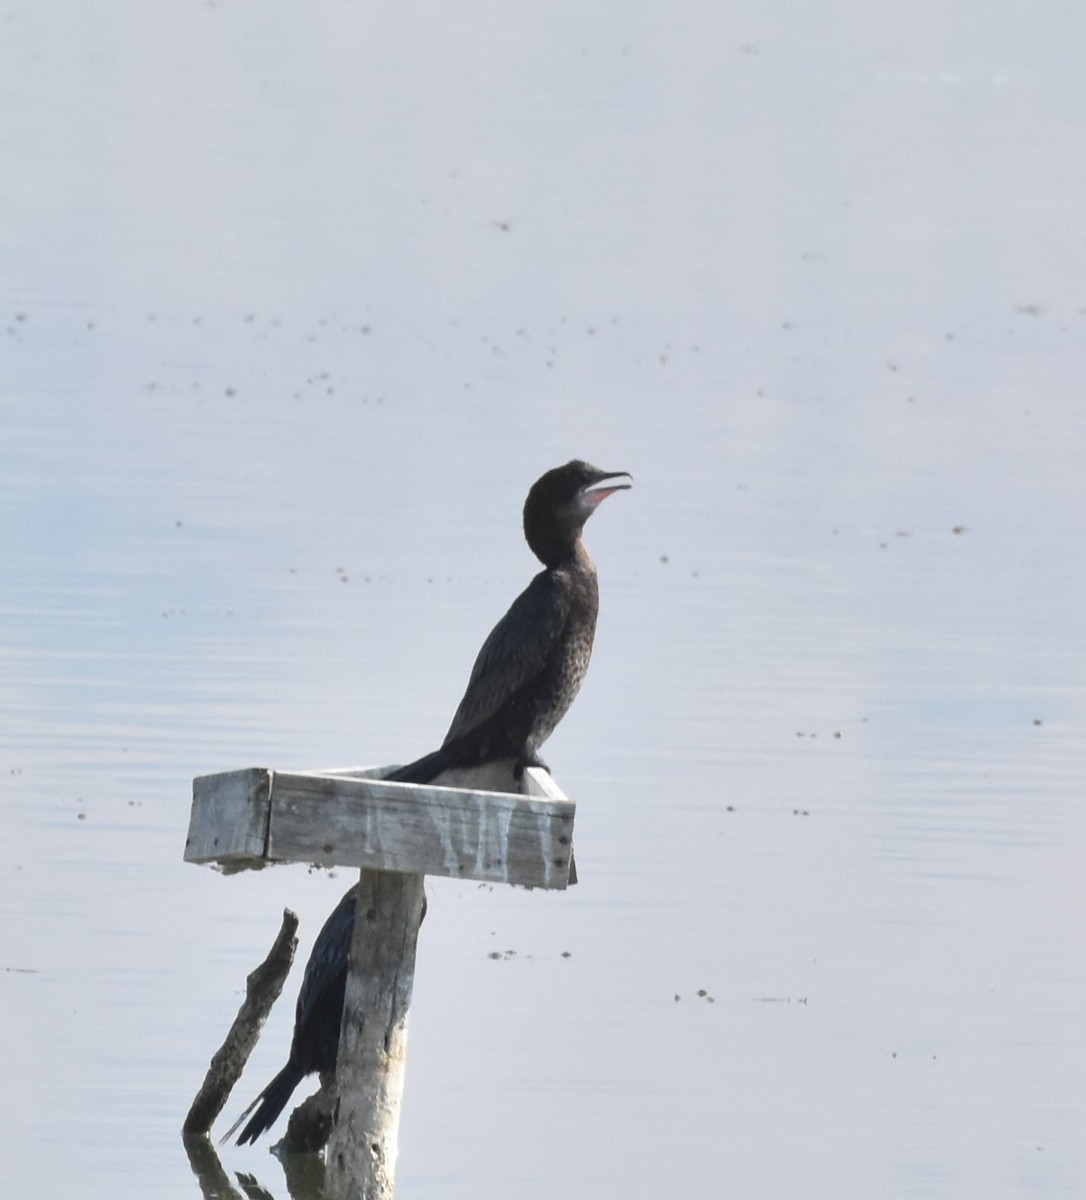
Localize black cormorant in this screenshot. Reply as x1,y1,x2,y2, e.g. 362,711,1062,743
227,459,630,1145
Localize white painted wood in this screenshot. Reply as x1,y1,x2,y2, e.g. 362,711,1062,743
267,771,575,890
522,766,566,802
184,765,577,889
523,767,578,885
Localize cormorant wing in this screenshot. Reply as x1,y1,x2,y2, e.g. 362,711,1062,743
442,570,570,745
295,887,355,1028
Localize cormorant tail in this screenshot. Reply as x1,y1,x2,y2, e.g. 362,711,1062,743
232,1060,306,1145
386,749,452,784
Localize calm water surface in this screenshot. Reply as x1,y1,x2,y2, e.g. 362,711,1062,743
2,2,1085,1197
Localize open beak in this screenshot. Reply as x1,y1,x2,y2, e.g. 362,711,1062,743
583,470,633,507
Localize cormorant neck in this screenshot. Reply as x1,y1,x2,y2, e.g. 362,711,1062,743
528,524,586,569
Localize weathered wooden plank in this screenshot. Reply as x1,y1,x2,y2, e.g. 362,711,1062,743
185,765,578,887
323,760,521,795
327,868,425,1200
266,771,575,889
523,767,578,886
522,766,565,803
318,765,396,780
185,767,270,866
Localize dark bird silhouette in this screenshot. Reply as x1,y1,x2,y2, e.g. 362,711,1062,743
226,460,630,1146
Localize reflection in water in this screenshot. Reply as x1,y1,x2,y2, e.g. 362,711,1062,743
183,1131,328,1200
183,1133,240,1200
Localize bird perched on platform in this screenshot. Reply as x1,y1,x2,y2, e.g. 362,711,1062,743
226,459,630,1146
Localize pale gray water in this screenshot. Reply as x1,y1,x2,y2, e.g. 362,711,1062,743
2,2,1085,1197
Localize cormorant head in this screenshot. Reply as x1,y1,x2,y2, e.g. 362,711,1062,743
523,459,632,566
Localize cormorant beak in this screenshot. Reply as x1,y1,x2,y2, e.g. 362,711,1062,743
582,470,633,507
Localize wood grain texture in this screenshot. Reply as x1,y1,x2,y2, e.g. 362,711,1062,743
185,765,577,889
185,767,270,867
266,770,575,889
327,869,425,1200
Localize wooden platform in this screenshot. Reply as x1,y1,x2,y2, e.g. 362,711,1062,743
185,765,576,890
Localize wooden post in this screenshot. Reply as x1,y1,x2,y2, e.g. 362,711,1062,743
185,765,575,1197
326,869,425,1199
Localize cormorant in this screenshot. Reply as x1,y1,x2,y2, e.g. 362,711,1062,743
227,460,630,1146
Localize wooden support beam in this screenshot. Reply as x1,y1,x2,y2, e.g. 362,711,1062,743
326,868,425,1200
